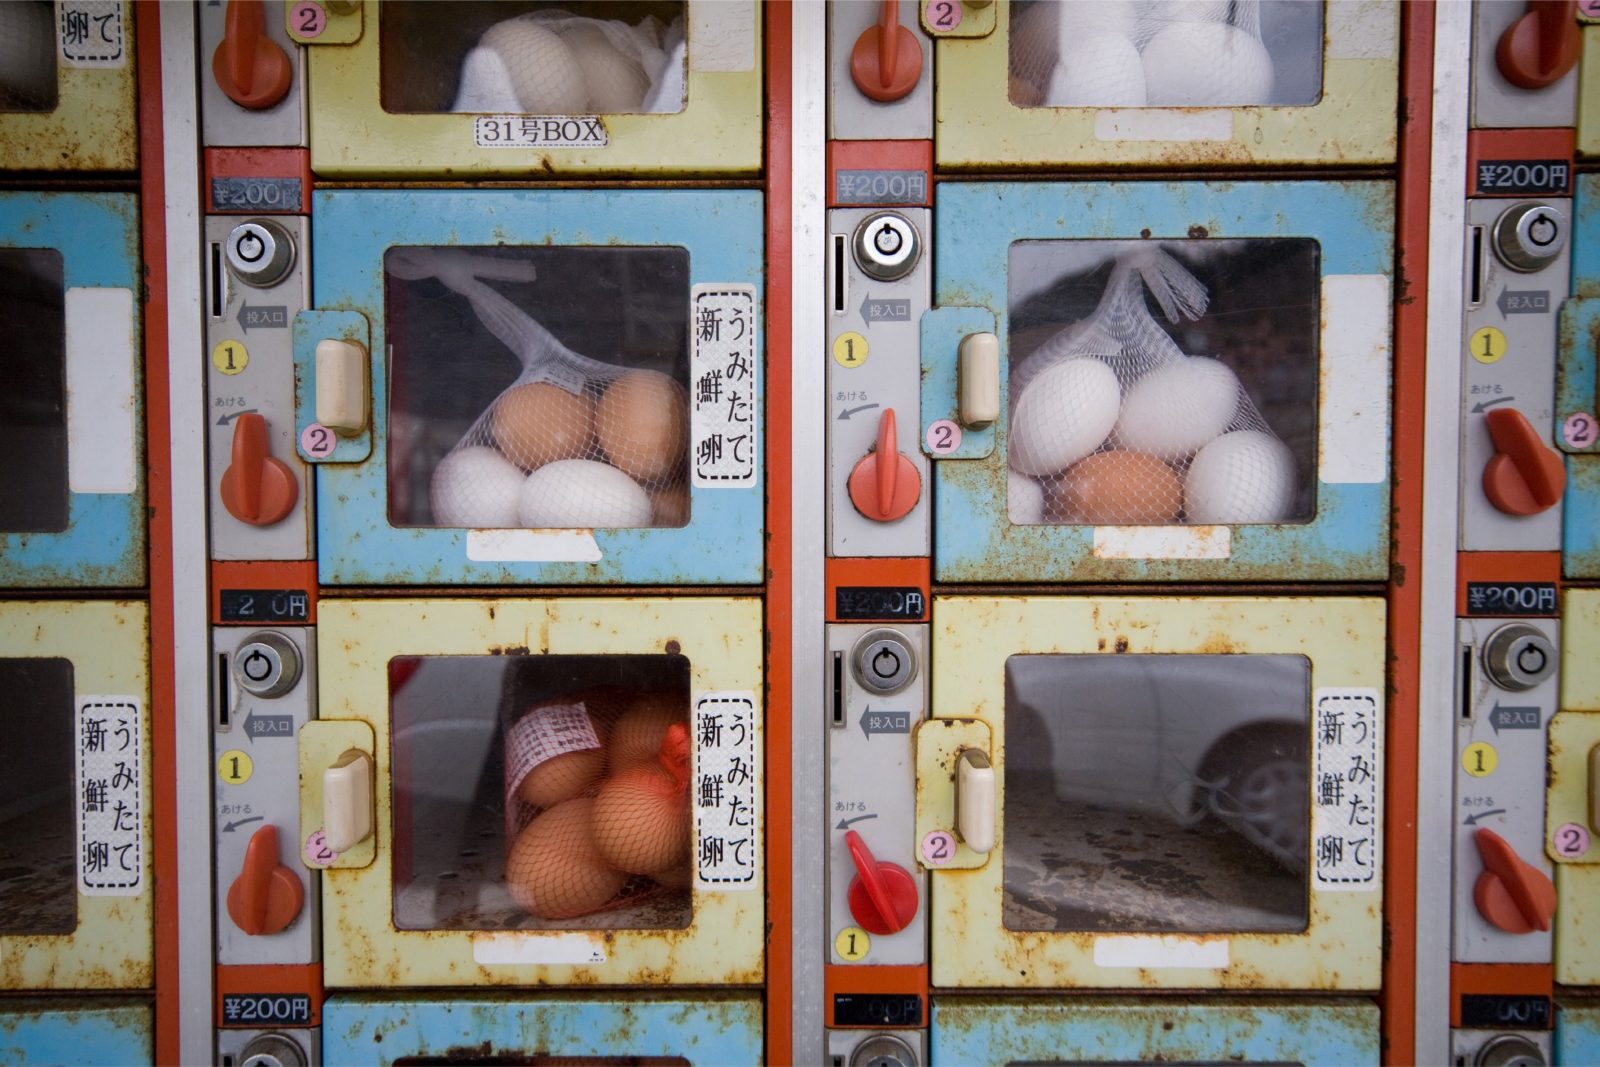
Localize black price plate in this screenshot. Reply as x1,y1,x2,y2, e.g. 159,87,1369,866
1464,582,1558,617
1474,159,1571,196
220,589,311,623
833,993,923,1028
836,586,926,621
211,176,303,213
1460,994,1550,1030
221,993,313,1027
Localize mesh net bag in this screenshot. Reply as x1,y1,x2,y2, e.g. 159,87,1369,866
395,248,690,532
1007,247,1298,527
451,9,685,115
503,687,692,921
1008,0,1275,108
0,2,58,112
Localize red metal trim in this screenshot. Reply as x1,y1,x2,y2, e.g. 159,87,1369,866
203,147,313,214
1466,128,1575,197
210,561,320,625
1457,552,1563,614
825,558,931,622
827,140,934,207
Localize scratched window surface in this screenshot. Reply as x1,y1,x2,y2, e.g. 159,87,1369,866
389,654,692,932
380,1,688,116
1006,239,1320,528
384,245,692,531
0,248,68,533
1003,654,1311,934
1007,0,1323,109
0,2,59,112
0,657,77,934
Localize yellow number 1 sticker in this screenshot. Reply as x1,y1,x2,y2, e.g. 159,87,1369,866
212,340,250,375
835,926,871,961
1462,741,1498,778
217,749,254,785
1468,326,1507,365
833,332,869,368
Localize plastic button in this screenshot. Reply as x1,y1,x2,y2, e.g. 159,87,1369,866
227,825,305,936
314,338,369,435
850,0,922,103
1472,827,1556,935
844,829,919,936
213,0,293,110
221,413,298,526
1482,407,1566,516
1495,0,1580,91
849,408,922,522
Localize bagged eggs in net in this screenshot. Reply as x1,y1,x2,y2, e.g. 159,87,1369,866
396,248,690,531
1007,246,1297,527
1006,0,1277,109
451,10,684,115
592,722,693,877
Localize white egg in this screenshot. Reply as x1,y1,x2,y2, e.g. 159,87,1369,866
1008,471,1046,525
1115,357,1240,461
517,459,653,529
561,23,651,112
1058,0,1138,36
1044,30,1146,107
479,17,589,113
1144,0,1235,24
1184,430,1297,524
1140,22,1274,106
1008,358,1121,477
430,446,527,528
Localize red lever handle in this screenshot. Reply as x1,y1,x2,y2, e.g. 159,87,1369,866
1482,407,1567,516
844,829,919,936
1473,827,1556,934
847,408,922,522
850,0,922,102
213,0,293,110
220,412,298,526
227,825,306,936
1496,0,1580,90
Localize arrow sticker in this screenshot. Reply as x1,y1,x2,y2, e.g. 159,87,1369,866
1470,397,1515,413
858,294,912,324
859,708,911,738
236,303,288,333
1463,808,1508,826
1496,289,1550,316
222,815,265,833
243,710,296,741
836,813,879,830
1488,704,1541,733
836,403,880,421
215,407,259,426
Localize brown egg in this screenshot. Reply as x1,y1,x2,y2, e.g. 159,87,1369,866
595,371,688,483
591,765,692,875
505,797,627,919
512,699,609,809
490,382,594,471
649,484,691,528
1045,450,1182,525
608,693,689,771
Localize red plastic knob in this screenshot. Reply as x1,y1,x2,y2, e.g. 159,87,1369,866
221,413,298,526
850,0,923,103
1482,407,1567,516
1496,1,1580,90
213,0,293,110
844,829,919,935
848,408,922,522
227,825,306,936
1473,827,1556,935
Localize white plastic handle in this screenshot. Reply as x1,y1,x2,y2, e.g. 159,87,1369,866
956,747,995,854
314,338,369,435
323,749,374,854
957,332,999,428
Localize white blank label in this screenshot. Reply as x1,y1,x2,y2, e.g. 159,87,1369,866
65,287,137,495
1319,275,1391,485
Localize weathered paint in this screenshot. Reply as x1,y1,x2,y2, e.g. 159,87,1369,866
923,595,1386,990
932,1,1398,169
1557,1000,1600,1065
930,180,1394,583
1552,591,1600,985
0,192,145,588
311,189,765,587
0,602,153,990
1563,177,1600,576
321,993,761,1065
311,597,763,987
931,996,1378,1065
0,998,153,1066
0,2,138,173
305,2,761,178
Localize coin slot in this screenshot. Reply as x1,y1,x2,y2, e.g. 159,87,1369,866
833,649,845,727
834,233,848,314
210,241,225,320
1468,225,1485,308
1461,646,1474,720
217,653,232,729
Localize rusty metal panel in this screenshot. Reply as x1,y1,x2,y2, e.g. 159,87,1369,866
0,998,153,1066
0,2,138,172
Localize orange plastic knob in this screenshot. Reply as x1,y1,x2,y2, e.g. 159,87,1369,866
1482,407,1567,516
221,412,298,526
1496,0,1580,90
227,825,306,936
1473,827,1556,934
848,408,922,522
213,0,293,110
845,829,919,935
850,0,923,102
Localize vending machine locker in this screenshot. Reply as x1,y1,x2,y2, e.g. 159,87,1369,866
0,1000,154,1067
1558,174,1600,578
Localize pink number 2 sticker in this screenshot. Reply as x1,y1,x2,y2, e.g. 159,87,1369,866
1565,411,1598,449
301,422,336,458
304,829,339,868
926,419,962,455
1554,822,1591,859
291,1,327,39
923,0,963,32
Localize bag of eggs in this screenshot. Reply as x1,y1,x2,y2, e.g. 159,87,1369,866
391,249,691,532
502,687,694,921
1007,247,1298,528
1007,0,1276,108
451,9,685,115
